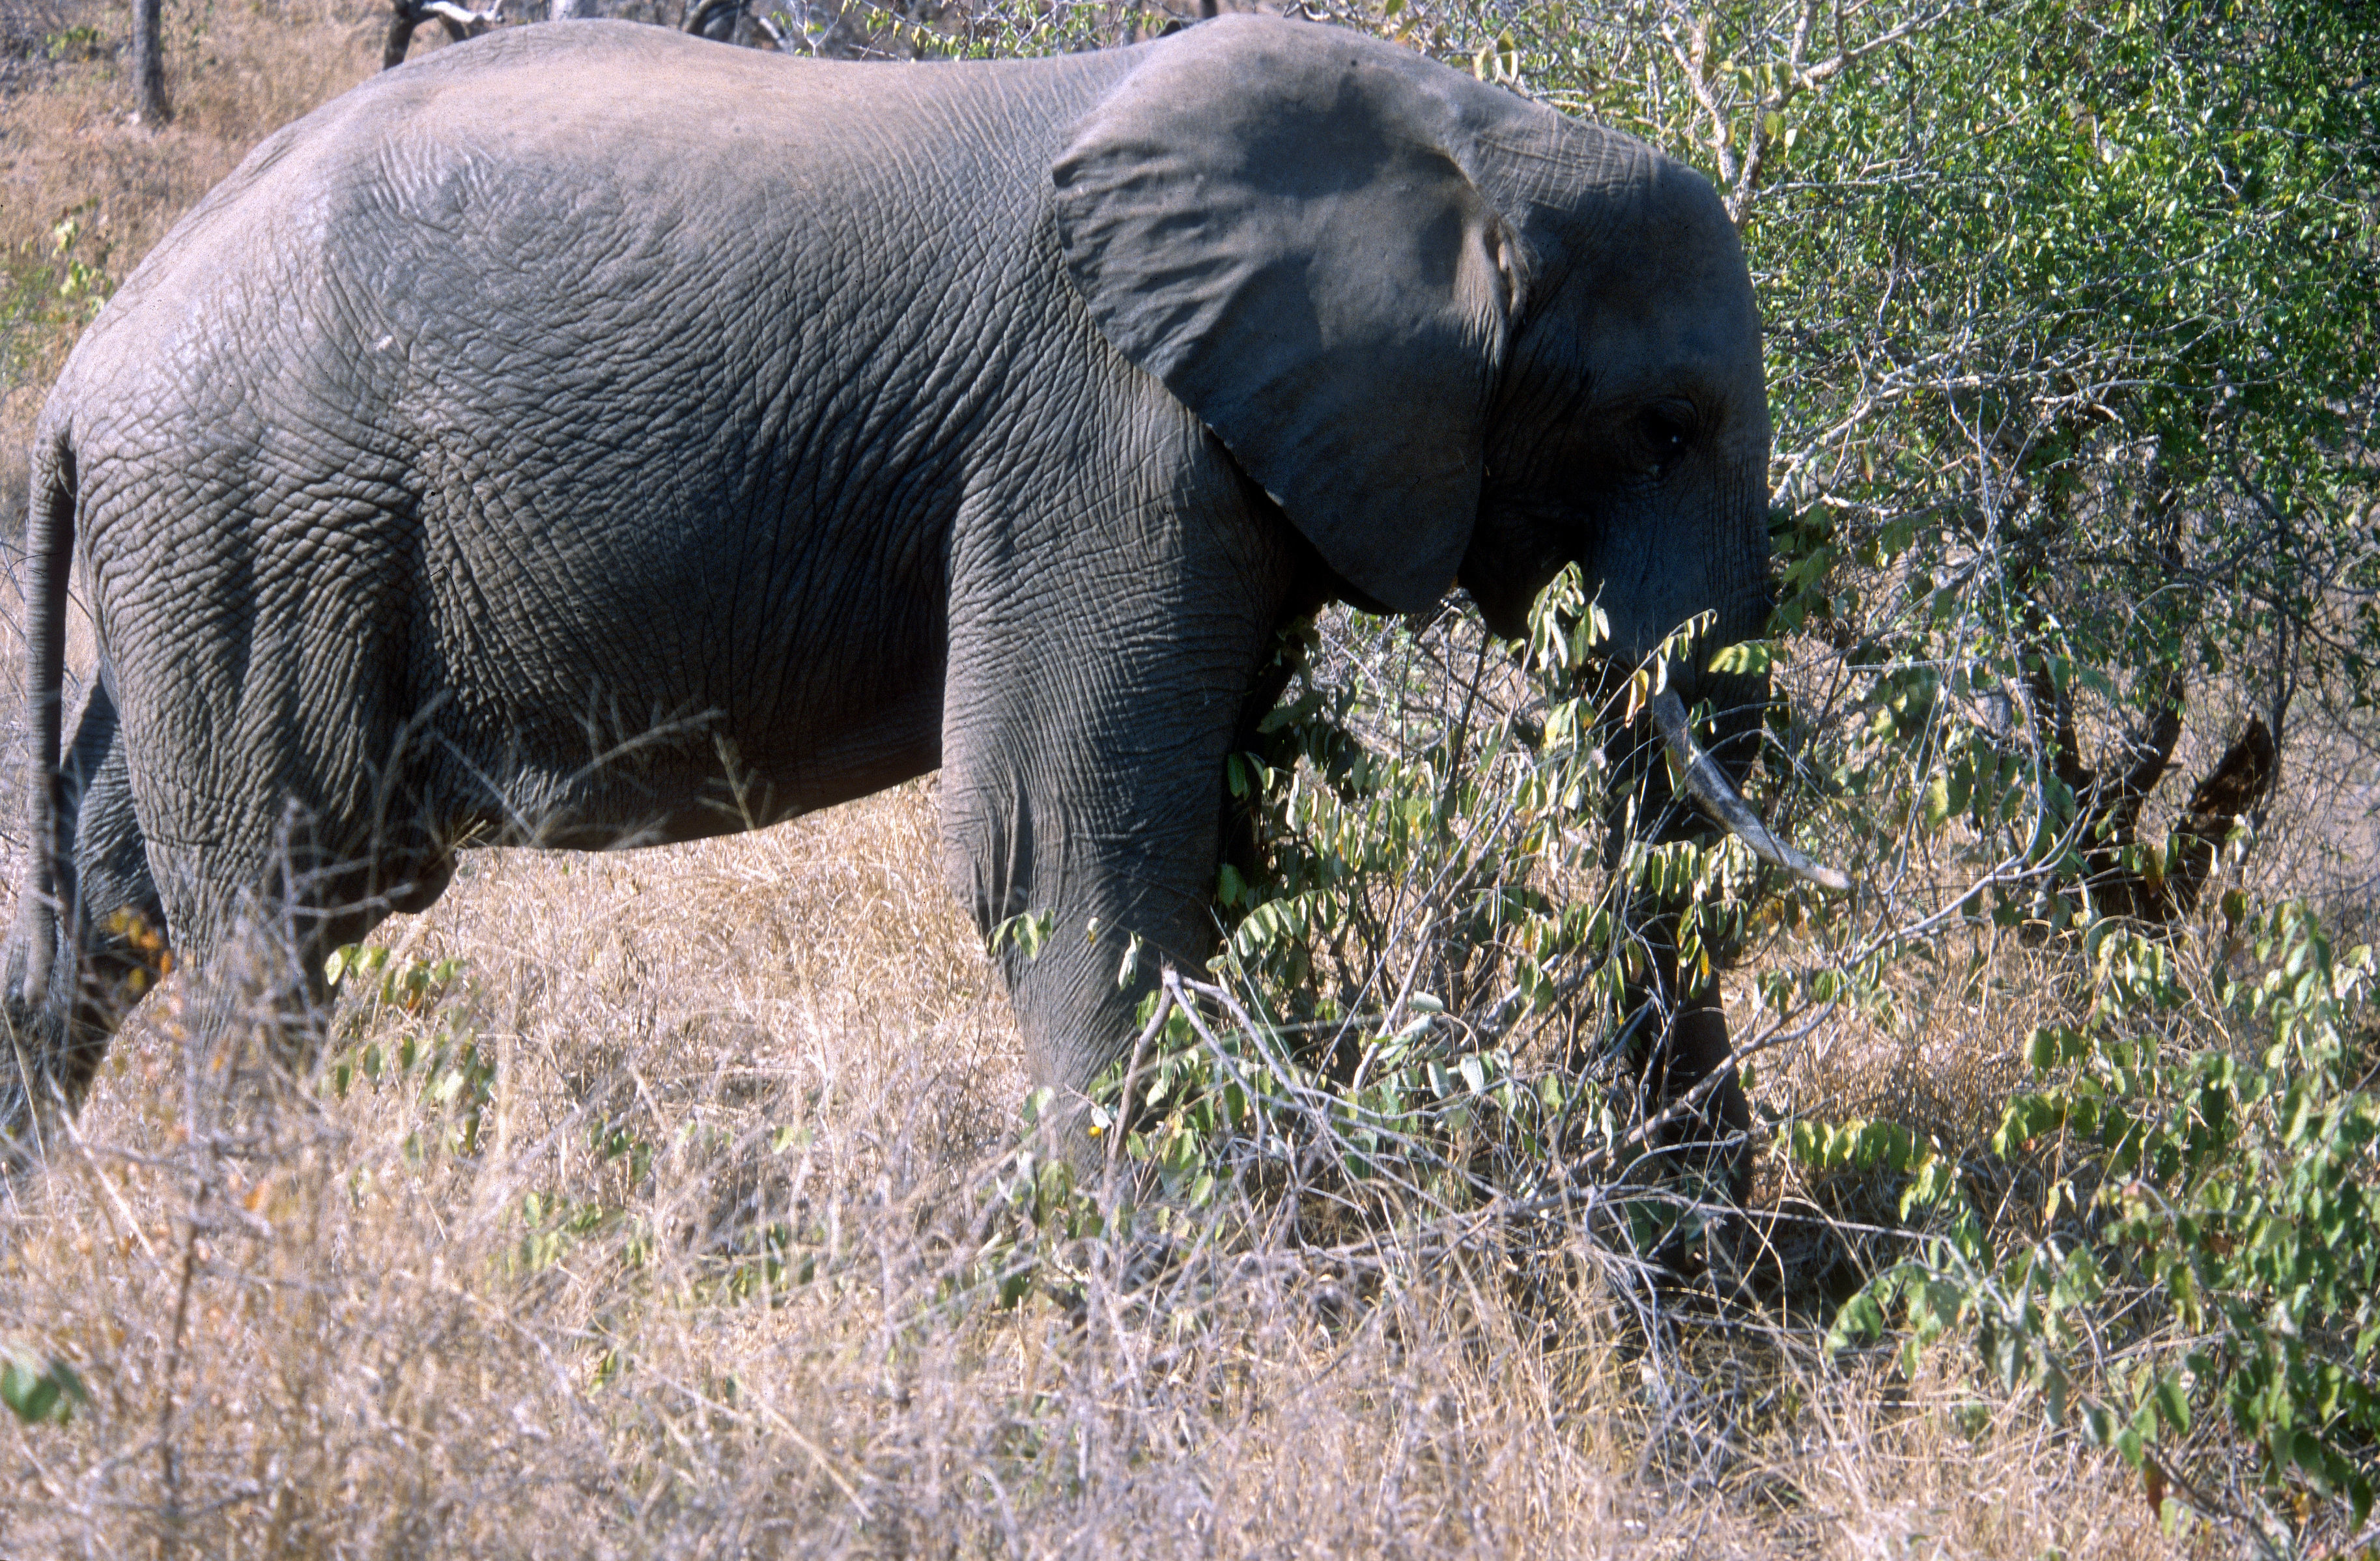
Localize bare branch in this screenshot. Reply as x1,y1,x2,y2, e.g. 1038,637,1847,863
1798,0,1974,91
383,0,502,70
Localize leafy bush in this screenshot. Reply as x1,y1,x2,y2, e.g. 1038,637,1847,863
961,568,1828,1345
1821,903,2378,1547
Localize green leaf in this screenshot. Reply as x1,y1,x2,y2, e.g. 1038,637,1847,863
1923,772,1951,829
1828,1291,1886,1353
1707,640,1776,677
1,1354,85,1426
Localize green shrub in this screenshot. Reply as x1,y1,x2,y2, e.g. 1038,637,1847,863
1822,902,2379,1547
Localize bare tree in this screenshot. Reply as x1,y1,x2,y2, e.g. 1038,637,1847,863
382,0,504,68
130,0,166,123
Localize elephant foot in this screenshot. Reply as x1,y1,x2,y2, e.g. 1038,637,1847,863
1637,1001,1753,1203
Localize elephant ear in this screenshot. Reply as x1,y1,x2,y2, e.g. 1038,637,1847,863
1052,16,1537,613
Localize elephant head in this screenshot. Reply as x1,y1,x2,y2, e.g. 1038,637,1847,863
1052,17,1833,880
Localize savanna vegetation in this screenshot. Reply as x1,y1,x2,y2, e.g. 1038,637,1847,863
1,0,2375,1554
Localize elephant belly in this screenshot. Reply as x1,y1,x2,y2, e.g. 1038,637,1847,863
410,498,950,852
439,709,946,852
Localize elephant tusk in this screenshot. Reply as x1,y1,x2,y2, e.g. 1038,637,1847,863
1647,689,1852,894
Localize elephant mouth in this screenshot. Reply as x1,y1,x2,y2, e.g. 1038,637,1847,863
1647,690,1851,894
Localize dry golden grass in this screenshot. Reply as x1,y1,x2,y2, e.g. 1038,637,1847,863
0,11,2273,1555
0,780,2192,1556
0,0,425,522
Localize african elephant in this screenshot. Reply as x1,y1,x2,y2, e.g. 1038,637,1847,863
3,15,1835,1171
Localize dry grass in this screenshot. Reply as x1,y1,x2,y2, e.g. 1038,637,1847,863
0,0,419,527
0,11,2301,1556
0,781,2192,1556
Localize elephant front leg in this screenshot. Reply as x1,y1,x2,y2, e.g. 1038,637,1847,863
1604,711,1756,1207
941,684,1247,1153
1616,916,1752,1202
940,494,1301,1156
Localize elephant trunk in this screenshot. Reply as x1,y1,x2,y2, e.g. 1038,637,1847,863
1587,482,1843,890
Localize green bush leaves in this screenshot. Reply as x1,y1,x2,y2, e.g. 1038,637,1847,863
1832,903,2379,1537
1,1349,86,1427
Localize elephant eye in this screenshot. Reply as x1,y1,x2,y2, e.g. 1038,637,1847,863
1637,402,1698,472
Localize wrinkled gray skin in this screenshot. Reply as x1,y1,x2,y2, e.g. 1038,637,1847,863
3,16,1772,1164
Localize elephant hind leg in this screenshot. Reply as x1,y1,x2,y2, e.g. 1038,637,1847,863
3,672,171,1159
142,796,432,1093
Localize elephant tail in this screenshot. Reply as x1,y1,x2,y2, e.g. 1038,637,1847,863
19,429,75,1011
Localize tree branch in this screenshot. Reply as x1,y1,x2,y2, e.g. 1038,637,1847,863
383,0,502,70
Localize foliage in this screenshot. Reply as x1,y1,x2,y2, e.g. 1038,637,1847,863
42,23,107,61
1819,903,2380,1547
1217,569,1744,1049
1748,0,2373,925
324,944,495,1159
1244,0,2379,921
1187,572,1791,1192
958,571,1823,1323
0,204,114,412
1560,6,2380,1540
1,1347,85,1426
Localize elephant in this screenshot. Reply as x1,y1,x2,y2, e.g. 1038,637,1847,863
3,14,1838,1175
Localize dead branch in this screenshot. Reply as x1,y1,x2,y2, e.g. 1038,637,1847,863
1660,0,1979,225
383,0,503,70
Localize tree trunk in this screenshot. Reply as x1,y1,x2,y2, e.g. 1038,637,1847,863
131,0,169,124
683,0,742,38
382,0,421,70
